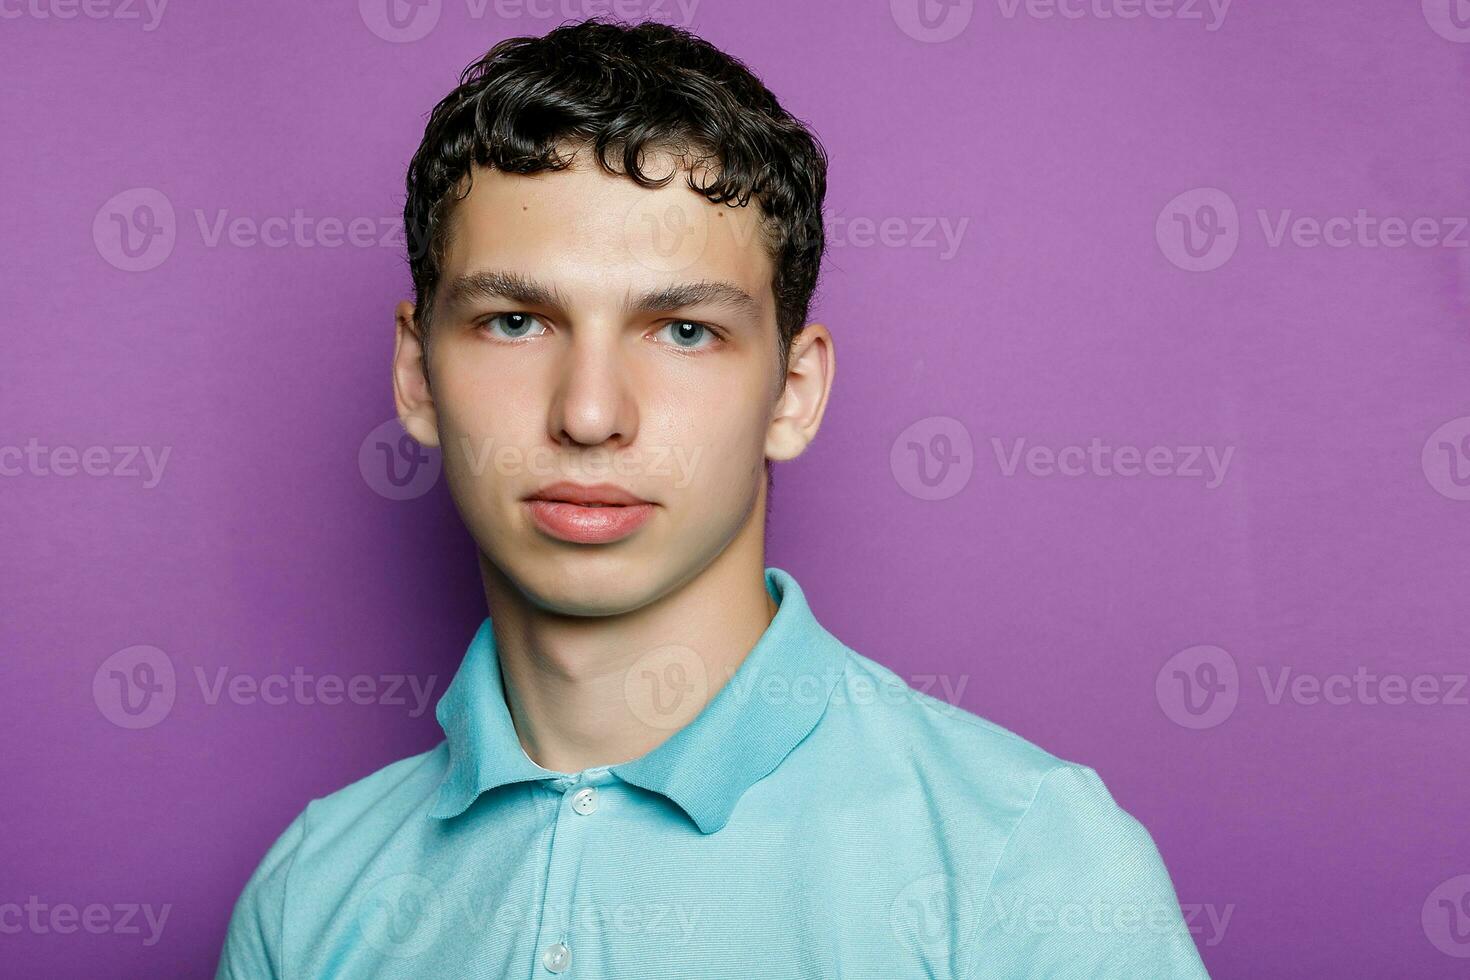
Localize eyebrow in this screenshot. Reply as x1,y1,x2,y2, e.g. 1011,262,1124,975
441,270,763,322
632,280,763,321
442,270,565,311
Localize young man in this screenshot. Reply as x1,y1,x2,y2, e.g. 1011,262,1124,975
217,19,1210,979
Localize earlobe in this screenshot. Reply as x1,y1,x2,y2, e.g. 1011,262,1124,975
392,300,441,448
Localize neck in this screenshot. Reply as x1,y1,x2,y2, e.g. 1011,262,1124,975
477,508,778,775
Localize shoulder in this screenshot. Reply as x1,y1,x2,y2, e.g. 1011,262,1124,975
215,744,449,977
824,647,1165,875
827,647,1070,795
823,652,1205,977
232,739,451,875
295,741,450,838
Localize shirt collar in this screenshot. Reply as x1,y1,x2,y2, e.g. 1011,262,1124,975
428,566,849,833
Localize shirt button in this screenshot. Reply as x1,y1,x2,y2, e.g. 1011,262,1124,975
542,941,571,973
570,786,598,815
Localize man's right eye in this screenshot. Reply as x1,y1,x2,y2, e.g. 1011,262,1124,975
481,312,548,340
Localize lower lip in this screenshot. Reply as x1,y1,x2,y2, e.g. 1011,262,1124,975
526,500,655,544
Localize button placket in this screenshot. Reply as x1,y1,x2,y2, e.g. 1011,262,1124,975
531,771,611,974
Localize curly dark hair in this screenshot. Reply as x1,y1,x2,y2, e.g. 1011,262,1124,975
401,18,829,383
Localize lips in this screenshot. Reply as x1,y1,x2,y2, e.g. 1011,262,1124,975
524,482,655,544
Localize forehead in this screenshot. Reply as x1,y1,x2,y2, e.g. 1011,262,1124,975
439,154,775,309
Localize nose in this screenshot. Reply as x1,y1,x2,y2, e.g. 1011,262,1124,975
547,330,639,451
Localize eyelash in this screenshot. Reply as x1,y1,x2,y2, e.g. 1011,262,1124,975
476,313,726,351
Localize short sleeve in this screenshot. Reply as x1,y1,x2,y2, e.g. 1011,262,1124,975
966,765,1211,979
214,804,311,980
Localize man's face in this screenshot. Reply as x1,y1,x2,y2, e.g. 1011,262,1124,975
403,153,784,614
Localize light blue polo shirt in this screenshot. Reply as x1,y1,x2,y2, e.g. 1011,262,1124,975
216,567,1210,978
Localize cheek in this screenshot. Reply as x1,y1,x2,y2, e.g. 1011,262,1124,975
435,359,538,442
653,406,769,496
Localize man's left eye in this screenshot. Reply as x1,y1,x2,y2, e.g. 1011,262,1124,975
656,320,716,350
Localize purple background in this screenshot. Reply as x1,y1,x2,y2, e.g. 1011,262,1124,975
4,1,1470,976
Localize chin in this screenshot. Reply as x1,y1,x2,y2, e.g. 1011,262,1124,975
512,550,668,616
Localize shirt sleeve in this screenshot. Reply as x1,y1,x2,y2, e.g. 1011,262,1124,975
214,804,311,980
966,764,1211,979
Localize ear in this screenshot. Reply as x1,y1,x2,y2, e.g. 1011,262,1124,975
766,322,835,463
392,300,441,448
